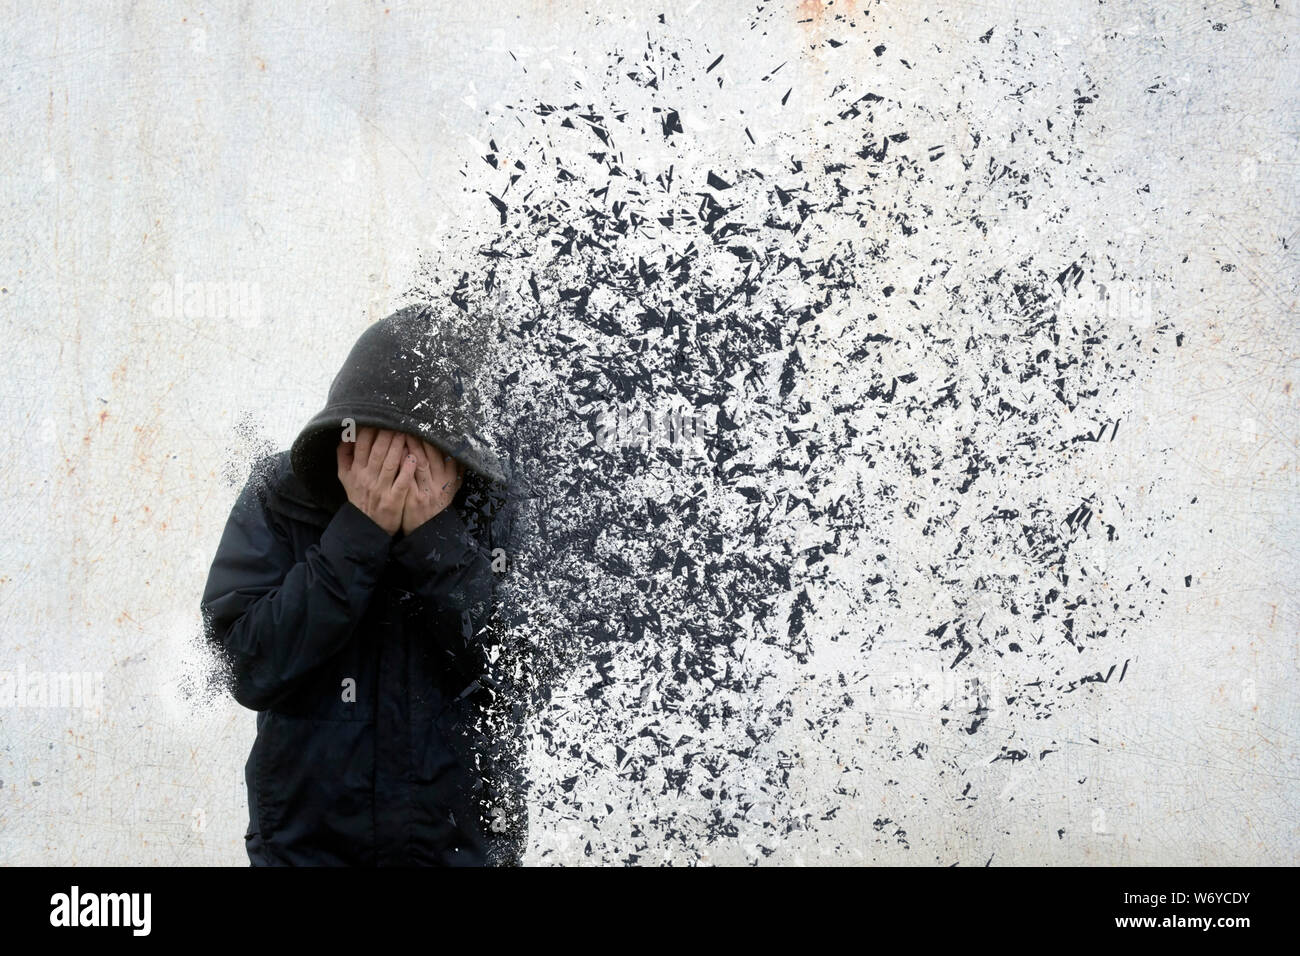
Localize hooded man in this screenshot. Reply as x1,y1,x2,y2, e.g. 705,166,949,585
200,303,526,866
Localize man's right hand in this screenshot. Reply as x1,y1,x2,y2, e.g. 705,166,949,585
336,426,416,535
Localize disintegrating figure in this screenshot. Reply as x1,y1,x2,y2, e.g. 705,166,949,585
201,304,529,866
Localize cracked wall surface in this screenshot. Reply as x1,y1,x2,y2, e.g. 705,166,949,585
0,0,1296,865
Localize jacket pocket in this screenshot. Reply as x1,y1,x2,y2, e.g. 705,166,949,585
255,711,376,864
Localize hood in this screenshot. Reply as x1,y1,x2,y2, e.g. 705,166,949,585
290,303,509,512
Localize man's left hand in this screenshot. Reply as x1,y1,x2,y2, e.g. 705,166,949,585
400,436,464,535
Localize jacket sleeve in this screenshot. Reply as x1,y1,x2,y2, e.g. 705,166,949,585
389,504,499,691
200,469,394,712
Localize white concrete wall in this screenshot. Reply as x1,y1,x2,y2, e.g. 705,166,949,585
0,0,1295,864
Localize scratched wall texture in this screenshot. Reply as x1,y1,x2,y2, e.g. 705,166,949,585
1,0,1296,865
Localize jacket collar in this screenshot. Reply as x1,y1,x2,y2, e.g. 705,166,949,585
265,452,335,529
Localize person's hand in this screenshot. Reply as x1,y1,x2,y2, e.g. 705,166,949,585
336,426,415,535
400,436,463,535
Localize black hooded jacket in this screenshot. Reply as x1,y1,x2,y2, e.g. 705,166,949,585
201,305,525,866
